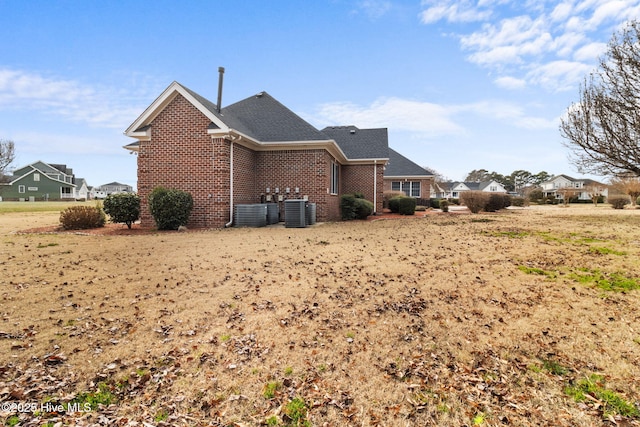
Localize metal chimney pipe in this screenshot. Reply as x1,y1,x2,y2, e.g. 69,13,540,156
217,66,225,113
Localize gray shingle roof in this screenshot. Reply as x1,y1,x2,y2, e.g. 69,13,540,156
320,126,389,159
161,83,396,160
180,84,329,143
383,148,432,177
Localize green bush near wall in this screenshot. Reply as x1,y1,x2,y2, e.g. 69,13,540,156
149,187,193,230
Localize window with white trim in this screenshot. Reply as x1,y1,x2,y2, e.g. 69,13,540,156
33,173,40,181
18,185,25,193
391,181,420,197
330,161,339,194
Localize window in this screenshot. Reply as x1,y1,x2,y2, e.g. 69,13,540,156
18,185,25,193
490,186,497,192
330,161,339,194
33,173,40,182
391,181,420,197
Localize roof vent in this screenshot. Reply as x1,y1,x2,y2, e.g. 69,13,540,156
256,92,264,98
350,129,356,134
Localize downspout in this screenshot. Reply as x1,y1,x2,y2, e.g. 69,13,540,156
224,136,234,228
373,160,377,215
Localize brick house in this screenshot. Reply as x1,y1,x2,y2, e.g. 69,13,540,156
124,81,393,228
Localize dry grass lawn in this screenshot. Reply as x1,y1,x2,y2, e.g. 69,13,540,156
1,204,640,426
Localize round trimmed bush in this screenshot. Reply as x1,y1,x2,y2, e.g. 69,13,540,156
354,198,374,219
340,193,374,220
397,197,416,215
103,193,140,229
439,199,449,212
149,187,194,230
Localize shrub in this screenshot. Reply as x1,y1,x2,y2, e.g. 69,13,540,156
528,189,543,204
397,197,416,215
485,193,511,212
460,191,490,213
511,196,527,207
103,193,140,229
439,199,449,212
59,205,106,230
388,196,401,213
340,193,373,220
149,187,194,230
383,191,405,209
340,194,357,220
354,198,374,219
609,196,630,209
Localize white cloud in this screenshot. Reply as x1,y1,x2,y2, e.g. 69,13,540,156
550,1,574,22
356,0,392,20
311,97,465,137
309,95,555,141
419,0,640,92
494,75,527,89
573,41,607,61
0,68,153,129
419,0,494,23
525,60,594,91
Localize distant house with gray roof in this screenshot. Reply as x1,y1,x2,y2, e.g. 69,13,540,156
124,81,427,227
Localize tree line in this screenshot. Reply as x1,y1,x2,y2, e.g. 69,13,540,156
461,169,552,193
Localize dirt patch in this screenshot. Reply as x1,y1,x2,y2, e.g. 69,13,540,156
1,206,639,426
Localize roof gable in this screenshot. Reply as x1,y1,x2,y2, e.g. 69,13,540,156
124,81,230,138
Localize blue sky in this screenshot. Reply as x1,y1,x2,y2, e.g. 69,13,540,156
2,0,639,188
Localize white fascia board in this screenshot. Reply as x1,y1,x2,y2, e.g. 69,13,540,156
384,175,432,180
347,158,389,166
124,82,229,138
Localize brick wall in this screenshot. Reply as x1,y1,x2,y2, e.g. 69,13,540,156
137,94,228,228
255,149,339,222
342,164,385,213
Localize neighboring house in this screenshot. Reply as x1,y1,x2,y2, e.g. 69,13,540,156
98,182,133,195
0,161,85,201
434,180,507,199
382,148,434,199
540,174,609,200
124,81,407,228
75,178,89,200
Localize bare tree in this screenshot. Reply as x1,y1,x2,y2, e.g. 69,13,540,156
557,186,579,206
0,139,15,181
560,20,640,177
610,175,640,206
584,184,604,206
